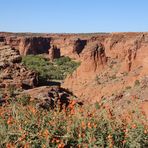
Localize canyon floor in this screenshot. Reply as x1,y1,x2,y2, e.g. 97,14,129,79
0,32,147,147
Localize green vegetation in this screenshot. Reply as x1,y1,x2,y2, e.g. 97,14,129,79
95,75,101,85
0,54,147,147
134,80,140,87
0,95,147,147
125,86,132,90
22,55,80,81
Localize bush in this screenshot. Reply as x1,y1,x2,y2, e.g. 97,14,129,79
0,97,147,147
18,94,31,106
22,55,80,81
134,80,140,87
54,56,71,65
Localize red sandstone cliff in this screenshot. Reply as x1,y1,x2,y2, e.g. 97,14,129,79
0,32,148,103
0,32,148,117
63,33,148,103
0,32,108,59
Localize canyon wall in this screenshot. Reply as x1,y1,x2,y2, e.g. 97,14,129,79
0,32,148,102
63,33,148,101
0,32,108,59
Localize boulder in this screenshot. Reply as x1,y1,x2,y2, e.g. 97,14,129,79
21,86,72,110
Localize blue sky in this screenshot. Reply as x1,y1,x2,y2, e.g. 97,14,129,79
0,0,148,33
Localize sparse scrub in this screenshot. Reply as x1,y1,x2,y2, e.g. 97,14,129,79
95,75,101,85
125,86,132,90
110,74,117,80
134,80,140,87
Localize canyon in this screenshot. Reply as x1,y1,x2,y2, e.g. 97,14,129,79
0,32,148,117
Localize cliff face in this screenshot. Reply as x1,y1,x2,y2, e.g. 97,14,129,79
105,33,148,74
0,32,108,59
18,37,51,55
3,36,51,55
0,32,148,103
63,33,148,102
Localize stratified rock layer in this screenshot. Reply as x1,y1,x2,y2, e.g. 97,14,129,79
63,33,148,102
0,32,148,103
0,45,38,89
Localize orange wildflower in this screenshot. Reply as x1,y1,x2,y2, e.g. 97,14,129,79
7,116,13,125
81,121,85,126
122,140,126,144
42,145,46,148
18,133,26,141
78,133,81,138
107,134,112,139
87,122,91,129
144,130,148,134
81,121,85,129
51,139,55,143
6,143,14,148
24,143,30,148
92,123,97,128
56,139,60,143
82,133,85,138
58,143,65,148
70,109,75,115
29,106,36,114
132,124,136,129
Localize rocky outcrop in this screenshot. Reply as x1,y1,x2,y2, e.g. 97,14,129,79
50,37,87,59
0,45,38,89
0,36,6,46
104,33,148,74
63,33,148,101
0,45,21,68
0,63,38,89
49,45,61,61
72,38,87,55
63,42,107,100
0,34,51,56
22,86,80,110
0,32,148,103
80,42,107,72
18,37,51,55
0,32,108,60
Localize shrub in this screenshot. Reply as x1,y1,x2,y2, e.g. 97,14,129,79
17,94,31,106
95,75,101,84
125,86,132,90
22,55,53,81
22,55,80,81
8,86,16,97
0,97,147,147
134,80,140,87
54,56,71,65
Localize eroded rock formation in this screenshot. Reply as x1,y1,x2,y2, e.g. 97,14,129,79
21,86,81,110
0,45,38,90
63,33,148,102
0,32,108,60
0,45,21,68
49,45,61,61
72,38,87,55
0,32,148,104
